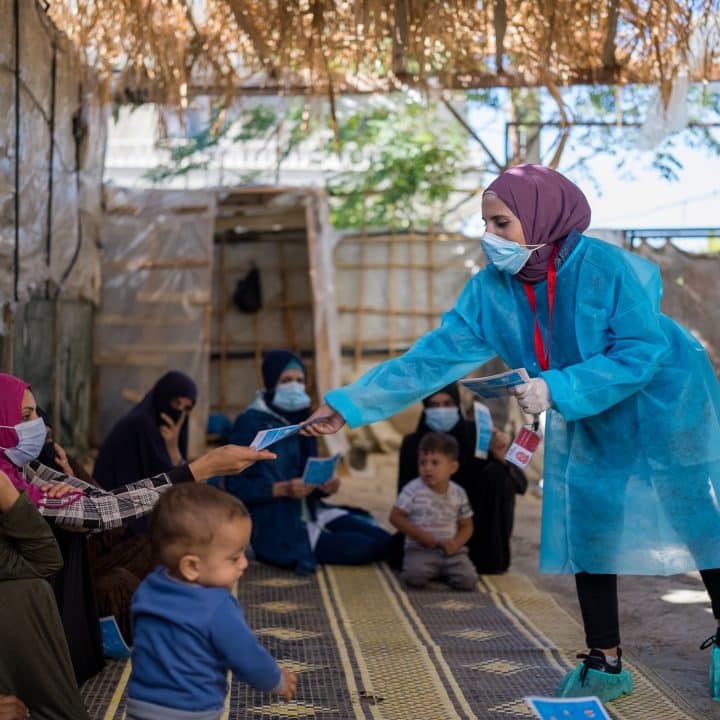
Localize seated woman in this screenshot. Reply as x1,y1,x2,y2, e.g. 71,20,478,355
35,409,105,684
94,370,197,494
224,350,391,575
0,372,273,719
0,467,89,720
90,370,197,642
397,383,527,574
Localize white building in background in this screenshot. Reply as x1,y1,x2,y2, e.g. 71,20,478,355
103,97,492,232
105,103,328,189
104,100,719,251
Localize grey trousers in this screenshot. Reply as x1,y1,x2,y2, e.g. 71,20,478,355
126,698,223,720
402,547,478,590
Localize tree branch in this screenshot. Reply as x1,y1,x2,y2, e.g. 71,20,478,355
441,95,504,172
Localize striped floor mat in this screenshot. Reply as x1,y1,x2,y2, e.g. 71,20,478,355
82,562,705,720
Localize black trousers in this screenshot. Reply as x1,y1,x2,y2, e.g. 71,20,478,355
575,569,720,649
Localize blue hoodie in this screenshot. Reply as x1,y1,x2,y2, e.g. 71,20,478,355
129,568,280,712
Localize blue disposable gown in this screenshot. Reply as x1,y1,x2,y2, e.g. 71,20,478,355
326,233,720,575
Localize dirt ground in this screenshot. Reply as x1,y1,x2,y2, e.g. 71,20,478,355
334,452,720,719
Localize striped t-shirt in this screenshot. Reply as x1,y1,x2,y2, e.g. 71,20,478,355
395,478,473,550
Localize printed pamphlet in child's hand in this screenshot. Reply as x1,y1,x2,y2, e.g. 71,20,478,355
461,368,530,399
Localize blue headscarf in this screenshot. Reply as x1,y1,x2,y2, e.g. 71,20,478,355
261,350,309,424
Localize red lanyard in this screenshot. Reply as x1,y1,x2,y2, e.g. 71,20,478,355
522,245,559,371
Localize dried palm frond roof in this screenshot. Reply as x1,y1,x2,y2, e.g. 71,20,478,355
48,1,720,108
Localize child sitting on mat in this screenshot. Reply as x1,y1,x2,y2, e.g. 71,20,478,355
127,484,296,720
390,432,477,591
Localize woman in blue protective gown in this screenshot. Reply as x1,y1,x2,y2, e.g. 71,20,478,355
305,164,720,702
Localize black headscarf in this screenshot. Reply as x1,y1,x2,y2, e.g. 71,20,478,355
261,350,310,425
94,371,197,492
421,383,461,409
36,407,57,469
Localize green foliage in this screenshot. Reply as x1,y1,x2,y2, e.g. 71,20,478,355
145,102,323,186
145,95,473,229
232,105,278,141
143,82,720,228
326,100,471,228
145,107,230,183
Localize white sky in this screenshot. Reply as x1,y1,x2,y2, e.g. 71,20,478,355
465,101,720,231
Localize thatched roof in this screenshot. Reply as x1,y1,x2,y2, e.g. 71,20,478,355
48,1,720,107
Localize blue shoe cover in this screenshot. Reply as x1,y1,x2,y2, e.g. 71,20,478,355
710,644,720,701
556,664,633,702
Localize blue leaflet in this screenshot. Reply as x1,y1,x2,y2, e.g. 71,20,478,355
302,454,341,485
525,696,611,720
100,616,131,659
461,368,529,399
473,401,493,459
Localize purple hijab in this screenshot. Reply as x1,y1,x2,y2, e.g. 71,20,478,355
485,164,591,283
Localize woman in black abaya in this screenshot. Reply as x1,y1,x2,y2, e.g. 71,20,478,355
397,383,527,574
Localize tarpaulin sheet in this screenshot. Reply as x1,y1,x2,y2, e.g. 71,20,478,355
95,188,215,459
0,0,103,306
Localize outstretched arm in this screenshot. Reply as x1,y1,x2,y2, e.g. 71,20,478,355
306,278,495,434
25,445,276,531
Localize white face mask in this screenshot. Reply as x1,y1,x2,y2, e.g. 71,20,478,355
272,381,311,412
424,407,460,432
0,418,47,467
481,231,546,275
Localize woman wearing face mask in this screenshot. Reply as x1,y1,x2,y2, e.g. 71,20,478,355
223,350,392,575
0,372,275,718
396,383,527,574
303,164,720,703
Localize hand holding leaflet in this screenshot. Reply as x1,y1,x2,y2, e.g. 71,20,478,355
250,417,333,451
302,454,341,485
461,368,530,399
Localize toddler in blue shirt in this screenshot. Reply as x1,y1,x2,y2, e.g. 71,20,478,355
127,483,296,720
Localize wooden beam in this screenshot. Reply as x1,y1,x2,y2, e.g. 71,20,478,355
392,0,409,77
214,209,308,232
602,0,620,70
188,64,720,99
494,0,507,73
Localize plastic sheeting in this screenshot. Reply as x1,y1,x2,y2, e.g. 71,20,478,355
95,188,216,459
7,298,93,453
0,0,104,305
633,240,720,374
636,24,719,150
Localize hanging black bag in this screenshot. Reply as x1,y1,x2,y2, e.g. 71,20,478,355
232,265,262,313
